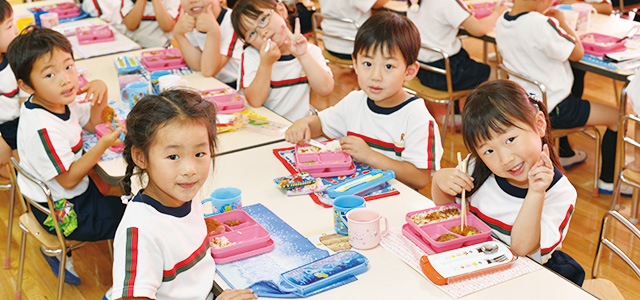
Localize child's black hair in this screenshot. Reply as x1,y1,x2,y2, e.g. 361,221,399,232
120,89,218,196
0,0,11,24
352,12,420,66
230,0,293,42
6,26,73,88
462,79,560,196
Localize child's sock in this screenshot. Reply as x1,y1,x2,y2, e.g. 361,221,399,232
558,136,575,157
599,129,617,183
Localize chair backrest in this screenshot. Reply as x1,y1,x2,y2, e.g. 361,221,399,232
616,114,640,181
592,210,640,279
496,63,548,106
9,157,67,246
415,44,454,95
311,12,358,49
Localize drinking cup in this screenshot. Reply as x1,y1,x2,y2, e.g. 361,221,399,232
210,187,242,215
346,207,389,250
572,3,597,32
158,74,188,92
150,70,171,94
333,195,366,235
40,12,59,29
118,74,143,91
120,81,150,109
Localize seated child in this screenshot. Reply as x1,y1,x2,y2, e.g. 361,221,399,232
7,26,126,285
121,0,180,48
407,0,508,92
82,0,124,29
173,0,243,88
111,89,256,300
0,0,20,179
495,0,624,194
231,0,334,121
432,80,585,286
285,12,443,190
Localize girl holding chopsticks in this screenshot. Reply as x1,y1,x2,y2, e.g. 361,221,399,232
431,80,584,286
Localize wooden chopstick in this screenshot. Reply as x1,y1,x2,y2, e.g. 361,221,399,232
457,152,467,229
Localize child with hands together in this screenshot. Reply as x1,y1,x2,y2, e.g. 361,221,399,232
121,0,180,48
431,80,584,286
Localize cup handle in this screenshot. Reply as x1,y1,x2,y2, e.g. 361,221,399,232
380,216,389,237
121,89,128,103
589,7,597,19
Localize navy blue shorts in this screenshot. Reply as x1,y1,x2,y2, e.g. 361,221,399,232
549,94,591,130
416,48,490,91
0,118,19,150
543,250,585,286
32,178,126,242
326,49,353,61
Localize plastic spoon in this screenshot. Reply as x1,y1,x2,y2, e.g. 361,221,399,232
308,139,326,151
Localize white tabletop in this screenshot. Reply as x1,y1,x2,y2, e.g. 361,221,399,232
204,141,596,300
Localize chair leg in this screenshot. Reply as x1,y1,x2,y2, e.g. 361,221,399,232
57,250,67,300
610,177,622,211
4,185,15,269
593,129,601,198
441,100,453,142
631,189,638,224
14,232,27,300
108,239,114,262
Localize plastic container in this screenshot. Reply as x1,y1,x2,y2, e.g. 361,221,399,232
279,251,368,296
200,88,244,113
202,187,242,216
327,169,395,198
294,142,355,178
114,56,141,74
406,204,492,253
206,210,274,264
95,123,125,152
140,49,187,71
420,241,516,285
401,223,436,255
470,2,494,19
40,12,59,29
580,33,627,56
76,25,114,44
31,2,81,19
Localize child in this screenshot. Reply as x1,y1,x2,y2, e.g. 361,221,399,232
7,26,126,285
231,0,334,121
121,0,180,48
111,90,256,300
431,79,585,286
407,0,508,92
285,13,442,190
495,0,626,195
317,0,390,60
0,0,19,179
173,0,243,87
82,0,124,29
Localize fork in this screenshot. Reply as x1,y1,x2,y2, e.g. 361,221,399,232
487,254,508,264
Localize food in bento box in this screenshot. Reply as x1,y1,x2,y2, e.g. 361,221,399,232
450,225,480,236
142,51,164,57
205,218,226,236
436,233,459,242
410,206,461,226
298,140,342,153
298,145,322,153
210,236,236,249
224,220,243,227
101,106,115,123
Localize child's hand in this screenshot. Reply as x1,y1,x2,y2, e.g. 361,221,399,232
175,8,196,36
284,18,307,58
79,80,108,106
260,38,280,66
195,4,218,33
339,136,373,163
433,167,474,197
98,125,124,148
285,119,311,145
216,289,258,300
493,1,509,14
528,144,554,193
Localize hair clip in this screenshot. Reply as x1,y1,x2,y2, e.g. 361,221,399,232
528,93,542,110
121,194,133,204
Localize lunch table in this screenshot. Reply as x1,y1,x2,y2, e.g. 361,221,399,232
75,48,292,183
204,141,597,300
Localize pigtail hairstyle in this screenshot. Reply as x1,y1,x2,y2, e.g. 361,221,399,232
120,89,218,197
462,79,560,196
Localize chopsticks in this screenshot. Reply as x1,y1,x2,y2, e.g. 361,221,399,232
457,152,467,228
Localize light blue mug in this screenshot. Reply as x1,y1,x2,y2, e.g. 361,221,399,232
121,81,150,109
333,195,366,235
210,187,242,215
150,70,171,95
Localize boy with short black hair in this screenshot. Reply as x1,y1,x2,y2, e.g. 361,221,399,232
285,12,442,190
0,0,20,179
7,26,126,285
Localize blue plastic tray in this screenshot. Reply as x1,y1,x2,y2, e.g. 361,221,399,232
327,169,395,198
279,251,368,296
114,56,141,74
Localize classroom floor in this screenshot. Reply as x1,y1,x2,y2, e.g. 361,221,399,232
1,20,640,300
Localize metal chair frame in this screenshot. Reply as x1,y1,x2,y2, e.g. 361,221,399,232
592,210,640,279
311,12,358,68
2,163,15,269
611,114,640,222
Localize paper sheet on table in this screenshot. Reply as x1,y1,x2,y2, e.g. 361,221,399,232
379,226,542,299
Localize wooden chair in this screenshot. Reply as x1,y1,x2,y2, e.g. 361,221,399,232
403,44,474,142
311,12,358,69
10,157,87,300
3,164,16,269
497,64,601,197
585,210,640,300
610,114,640,223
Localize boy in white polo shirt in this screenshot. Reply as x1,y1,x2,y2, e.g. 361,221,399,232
121,0,180,48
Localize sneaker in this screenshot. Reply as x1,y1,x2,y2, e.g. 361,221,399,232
39,247,81,285
598,179,634,197
103,286,113,300
559,150,588,170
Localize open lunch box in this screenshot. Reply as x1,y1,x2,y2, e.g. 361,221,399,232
75,25,114,44
205,210,274,264
294,142,356,178
579,33,627,56
140,48,187,71
31,2,81,19
405,203,492,253
200,88,244,114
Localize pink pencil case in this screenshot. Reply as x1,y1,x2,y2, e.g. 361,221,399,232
294,142,356,178
95,122,125,153
580,33,627,57
34,2,80,19
140,49,187,71
206,210,275,264
76,25,114,44
200,88,244,114
406,204,492,253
